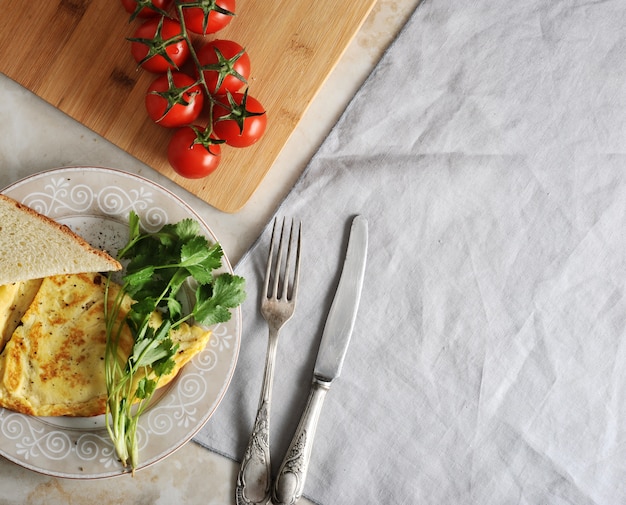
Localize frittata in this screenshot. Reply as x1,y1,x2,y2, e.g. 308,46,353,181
0,272,210,417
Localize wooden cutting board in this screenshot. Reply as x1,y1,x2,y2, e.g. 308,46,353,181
0,0,376,212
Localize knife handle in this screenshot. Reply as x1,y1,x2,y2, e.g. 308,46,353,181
273,378,330,505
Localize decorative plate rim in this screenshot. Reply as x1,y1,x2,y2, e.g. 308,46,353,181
0,166,241,479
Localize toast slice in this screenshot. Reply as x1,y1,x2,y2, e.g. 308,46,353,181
0,194,121,285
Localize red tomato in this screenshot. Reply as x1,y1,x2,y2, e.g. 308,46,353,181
179,0,235,35
212,92,267,147
196,40,250,95
121,0,173,18
130,17,189,73
168,126,222,178
145,72,204,128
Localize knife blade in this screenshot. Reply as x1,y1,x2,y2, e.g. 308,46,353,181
273,215,368,505
313,214,368,382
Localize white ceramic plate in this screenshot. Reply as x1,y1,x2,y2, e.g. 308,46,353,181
0,167,241,479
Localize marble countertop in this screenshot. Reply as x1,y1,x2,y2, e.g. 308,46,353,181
0,1,419,503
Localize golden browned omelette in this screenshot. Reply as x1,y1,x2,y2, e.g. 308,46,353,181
0,273,211,417
0,279,42,351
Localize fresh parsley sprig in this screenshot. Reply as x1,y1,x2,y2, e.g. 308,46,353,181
104,211,245,473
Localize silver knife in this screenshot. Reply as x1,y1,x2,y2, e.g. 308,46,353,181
273,215,368,505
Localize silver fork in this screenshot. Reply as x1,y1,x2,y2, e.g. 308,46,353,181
236,218,302,505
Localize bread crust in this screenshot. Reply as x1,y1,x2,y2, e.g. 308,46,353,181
0,194,121,283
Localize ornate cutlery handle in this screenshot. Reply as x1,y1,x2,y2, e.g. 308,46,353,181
236,330,279,505
273,378,330,505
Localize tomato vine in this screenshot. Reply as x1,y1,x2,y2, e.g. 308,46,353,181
121,0,267,178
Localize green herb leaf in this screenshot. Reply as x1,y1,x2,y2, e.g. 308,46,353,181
126,297,158,329
174,218,201,242
180,235,212,266
130,321,173,368
135,377,157,400
128,211,141,241
185,243,224,284
151,349,178,377
193,273,246,326
125,266,156,288
167,296,183,321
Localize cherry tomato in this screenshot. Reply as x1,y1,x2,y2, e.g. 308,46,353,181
212,92,266,147
196,40,250,95
130,17,189,73
179,0,235,35
168,126,222,178
121,0,173,18
145,72,204,128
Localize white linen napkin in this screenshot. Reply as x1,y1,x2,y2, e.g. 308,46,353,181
195,1,626,503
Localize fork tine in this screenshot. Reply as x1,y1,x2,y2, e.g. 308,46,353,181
282,221,301,302
263,218,278,299
265,218,301,302
272,218,288,299
281,220,296,301
291,221,302,301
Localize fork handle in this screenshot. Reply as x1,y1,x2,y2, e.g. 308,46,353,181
236,331,280,505
273,378,330,505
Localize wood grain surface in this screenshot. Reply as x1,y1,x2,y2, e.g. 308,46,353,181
0,0,376,212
